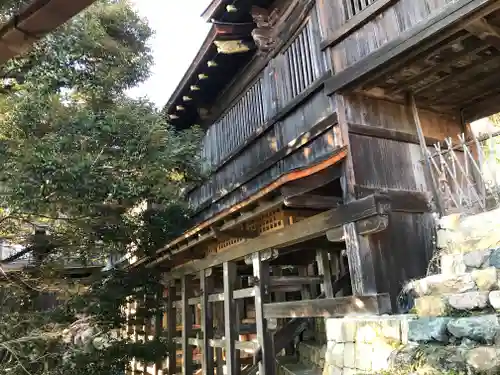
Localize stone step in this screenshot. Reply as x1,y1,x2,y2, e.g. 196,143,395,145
405,267,499,298
276,356,322,375
408,314,500,346
441,247,500,275
415,291,500,317
436,208,500,253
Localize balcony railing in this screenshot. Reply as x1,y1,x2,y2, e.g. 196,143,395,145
425,127,500,215
189,6,333,219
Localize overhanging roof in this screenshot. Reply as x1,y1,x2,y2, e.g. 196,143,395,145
0,0,97,65
163,0,275,130
201,0,225,22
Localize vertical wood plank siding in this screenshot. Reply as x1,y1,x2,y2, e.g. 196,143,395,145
344,93,462,192
318,0,458,72
194,95,338,223
189,5,337,221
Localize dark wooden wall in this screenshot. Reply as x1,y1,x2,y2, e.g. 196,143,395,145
318,0,459,72
345,94,463,191
337,93,460,309
189,2,343,223
368,212,436,310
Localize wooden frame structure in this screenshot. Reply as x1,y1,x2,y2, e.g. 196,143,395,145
0,0,97,64
127,0,500,374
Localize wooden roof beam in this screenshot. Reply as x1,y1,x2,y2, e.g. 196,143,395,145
164,193,392,279
210,225,259,240
465,18,500,51
0,0,97,65
283,194,343,210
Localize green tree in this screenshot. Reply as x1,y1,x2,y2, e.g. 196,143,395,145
0,1,202,374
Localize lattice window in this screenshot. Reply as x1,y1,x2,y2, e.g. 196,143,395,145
216,236,246,252
212,208,317,254
343,0,377,20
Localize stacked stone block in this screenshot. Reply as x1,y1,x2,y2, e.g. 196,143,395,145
396,208,500,374
322,315,413,375
282,209,500,375
406,266,500,316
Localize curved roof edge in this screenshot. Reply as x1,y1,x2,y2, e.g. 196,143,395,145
0,0,97,65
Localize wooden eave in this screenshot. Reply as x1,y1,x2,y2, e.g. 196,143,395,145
129,147,349,270
201,0,274,23
323,0,500,122
163,26,217,120
164,0,277,130
0,0,97,65
163,23,257,130
201,0,225,22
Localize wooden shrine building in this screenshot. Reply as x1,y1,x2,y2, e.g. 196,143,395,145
129,0,500,374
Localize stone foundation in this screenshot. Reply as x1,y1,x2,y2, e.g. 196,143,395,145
287,209,500,375
318,313,500,375
321,315,414,375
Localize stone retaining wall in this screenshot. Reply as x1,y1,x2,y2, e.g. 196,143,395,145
300,209,500,375
321,315,413,375
320,314,500,375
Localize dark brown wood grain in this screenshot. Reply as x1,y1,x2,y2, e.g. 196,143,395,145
324,0,500,94
348,123,441,146
320,0,399,50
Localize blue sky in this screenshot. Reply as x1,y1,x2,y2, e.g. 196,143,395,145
128,0,212,108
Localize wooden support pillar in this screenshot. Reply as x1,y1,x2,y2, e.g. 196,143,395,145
201,269,215,375
316,249,334,298
235,275,243,372
215,340,224,375
213,275,224,375
167,283,177,375
272,266,291,355
223,261,239,375
181,275,193,375
297,266,313,345
154,284,164,375
253,252,276,375
298,266,312,300
343,222,377,296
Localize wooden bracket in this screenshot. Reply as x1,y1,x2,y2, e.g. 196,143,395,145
326,214,389,242
465,18,500,51
250,6,280,52
284,194,342,210
244,249,278,265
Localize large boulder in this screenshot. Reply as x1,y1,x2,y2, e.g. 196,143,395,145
447,315,500,344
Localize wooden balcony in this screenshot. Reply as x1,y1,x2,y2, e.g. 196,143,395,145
320,0,500,122
186,9,344,224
